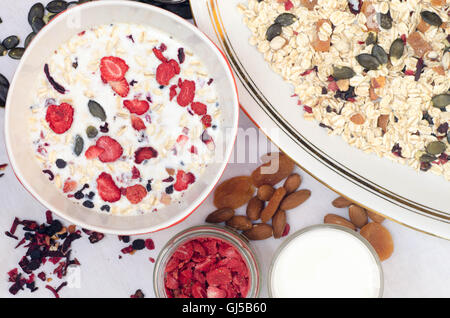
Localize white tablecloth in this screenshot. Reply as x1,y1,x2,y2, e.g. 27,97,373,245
0,0,449,298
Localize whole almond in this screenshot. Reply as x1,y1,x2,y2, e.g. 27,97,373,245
257,185,275,201
279,189,311,211
272,210,286,239
348,204,368,228
283,173,302,194
251,152,295,187
260,187,286,223
367,210,385,223
205,208,235,224
332,196,352,208
243,224,273,240
360,222,393,261
225,215,252,231
324,214,356,231
246,196,264,221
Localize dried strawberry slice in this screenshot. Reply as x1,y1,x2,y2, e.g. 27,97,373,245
176,135,189,148
96,136,123,163
63,180,77,193
85,145,105,160
201,115,212,128
156,62,177,86
177,80,196,107
45,103,74,134
100,56,129,82
131,166,141,179
195,255,216,272
173,170,196,192
96,172,121,203
206,286,227,298
152,47,168,63
165,272,179,290
191,282,207,298
169,85,178,101
125,184,147,204
131,115,146,131
134,147,158,164
206,267,232,287
123,99,150,115
191,102,207,115
109,78,129,97
168,59,180,75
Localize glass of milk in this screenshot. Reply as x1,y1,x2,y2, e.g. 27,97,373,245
268,224,383,298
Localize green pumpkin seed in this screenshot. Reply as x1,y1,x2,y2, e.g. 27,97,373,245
44,12,57,24
31,16,45,33
8,48,25,60
365,31,378,45
86,126,98,139
420,11,442,27
419,153,437,163
0,44,7,56
389,38,404,62
275,13,297,26
432,94,450,109
371,45,388,65
0,84,7,108
266,23,282,42
24,32,36,48
356,53,380,70
2,36,20,50
0,74,9,88
28,3,45,25
46,0,68,13
332,66,355,80
379,11,393,30
426,141,446,155
88,100,107,121
74,135,84,156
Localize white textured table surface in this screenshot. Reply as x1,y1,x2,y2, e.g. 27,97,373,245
1,0,450,298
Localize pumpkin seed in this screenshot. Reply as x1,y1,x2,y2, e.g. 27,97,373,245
275,13,297,26
356,53,380,70
447,134,450,145
431,94,450,109
31,16,45,33
43,12,57,24
389,38,404,62
332,66,355,80
86,126,98,139
266,23,282,41
371,45,388,64
74,135,84,156
419,153,437,163
0,84,8,107
0,44,7,56
28,3,45,25
67,1,78,9
379,11,393,30
420,11,442,27
46,0,68,13
88,100,107,121
365,31,378,45
426,141,446,155
0,74,9,88
2,36,20,50
24,32,36,48
8,48,25,60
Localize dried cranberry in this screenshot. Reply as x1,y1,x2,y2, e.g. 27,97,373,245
132,239,145,250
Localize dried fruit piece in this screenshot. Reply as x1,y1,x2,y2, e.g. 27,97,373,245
225,216,252,231
257,184,275,201
109,78,129,97
324,214,356,230
156,61,177,86
312,19,331,52
348,204,368,228
134,147,158,164
123,99,150,115
367,210,385,223
214,176,255,209
300,0,317,10
332,196,352,208
260,187,286,223
100,56,129,82
360,222,393,261
205,208,235,223
45,103,74,134
125,185,147,204
191,102,207,115
243,224,273,241
377,114,389,134
350,113,365,125
407,32,432,58
283,173,301,194
251,152,295,187
272,210,286,239
97,172,121,203
174,170,195,192
96,136,123,163
85,145,104,160
417,18,430,33
177,80,196,107
246,197,264,221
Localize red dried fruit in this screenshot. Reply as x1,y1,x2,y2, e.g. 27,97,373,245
174,170,196,192
156,61,177,86
134,147,158,164
177,80,196,107
96,136,123,163
131,115,146,131
100,56,129,82
201,115,212,128
284,0,294,10
63,180,77,193
168,59,180,75
109,78,129,97
85,145,105,160
169,85,178,101
206,267,232,286
45,103,74,134
191,102,207,115
131,166,140,179
145,238,155,250
123,99,150,115
96,172,121,202
152,47,168,62
125,184,147,204
192,282,207,298
176,135,189,148
207,286,227,298
190,145,198,154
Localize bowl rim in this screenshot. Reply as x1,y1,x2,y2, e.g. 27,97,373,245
4,0,240,235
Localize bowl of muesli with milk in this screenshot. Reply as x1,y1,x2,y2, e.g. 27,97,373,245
5,1,239,234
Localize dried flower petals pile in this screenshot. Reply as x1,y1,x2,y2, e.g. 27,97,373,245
239,0,450,179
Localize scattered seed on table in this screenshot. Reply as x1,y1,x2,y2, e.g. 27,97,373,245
2,35,20,50
8,48,25,60
46,0,69,13
24,32,36,48
31,16,45,33
28,3,45,24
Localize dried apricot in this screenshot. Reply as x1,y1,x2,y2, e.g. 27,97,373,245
407,32,432,58
300,0,317,10
213,176,255,209
360,222,393,261
311,19,331,52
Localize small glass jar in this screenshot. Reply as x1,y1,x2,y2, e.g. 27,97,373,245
153,224,261,298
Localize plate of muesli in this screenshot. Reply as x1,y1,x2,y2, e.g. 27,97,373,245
5,1,239,234
191,0,450,238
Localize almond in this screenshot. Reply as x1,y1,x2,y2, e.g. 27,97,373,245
279,189,311,211
225,215,252,231
251,152,295,187
243,224,273,240
213,176,255,209
272,210,287,239
257,184,275,201
367,210,385,223
260,187,286,223
348,204,368,228
360,222,393,261
246,196,264,221
350,113,365,125
324,214,356,231
331,196,352,208
283,173,302,194
205,208,235,224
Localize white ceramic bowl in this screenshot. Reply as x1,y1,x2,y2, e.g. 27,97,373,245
4,1,239,235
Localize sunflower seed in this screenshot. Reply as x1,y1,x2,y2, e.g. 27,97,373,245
389,38,404,62
432,94,450,109
356,53,380,70
420,11,442,27
332,66,355,80
379,11,393,30
371,45,388,65
24,32,36,48
86,126,98,139
266,23,282,41
46,0,68,13
88,100,107,121
74,135,84,156
426,141,446,155
275,13,297,26
28,3,45,25
2,36,20,50
31,16,45,33
8,48,25,60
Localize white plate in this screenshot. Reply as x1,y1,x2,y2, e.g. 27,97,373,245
191,0,450,239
